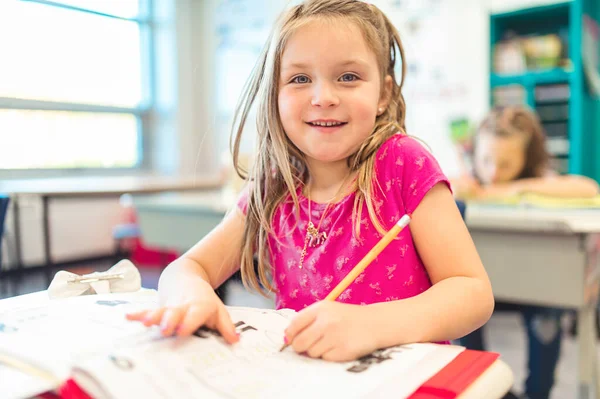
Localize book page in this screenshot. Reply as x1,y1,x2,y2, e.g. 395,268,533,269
0,360,57,399
74,307,464,399
0,291,159,382
0,292,464,399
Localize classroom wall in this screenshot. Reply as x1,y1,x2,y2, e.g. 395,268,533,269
378,0,489,178
1,0,566,270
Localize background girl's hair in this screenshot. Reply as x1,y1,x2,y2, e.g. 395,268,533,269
230,0,408,296
477,105,550,179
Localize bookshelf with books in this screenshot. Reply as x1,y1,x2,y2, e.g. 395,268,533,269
490,1,600,180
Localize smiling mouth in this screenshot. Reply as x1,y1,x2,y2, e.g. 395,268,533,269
306,121,348,127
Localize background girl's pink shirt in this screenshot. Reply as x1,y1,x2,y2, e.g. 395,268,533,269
238,134,451,311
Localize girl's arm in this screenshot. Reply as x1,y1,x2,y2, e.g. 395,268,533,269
449,174,482,200
368,183,494,346
127,206,245,342
508,174,599,198
158,207,246,302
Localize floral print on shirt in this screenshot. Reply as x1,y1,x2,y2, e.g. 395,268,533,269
238,134,451,311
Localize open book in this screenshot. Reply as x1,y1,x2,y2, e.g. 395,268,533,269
0,291,465,399
467,193,600,209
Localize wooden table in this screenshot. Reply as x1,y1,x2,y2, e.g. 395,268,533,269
0,176,222,275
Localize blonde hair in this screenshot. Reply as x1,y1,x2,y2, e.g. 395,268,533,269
230,0,408,295
477,105,550,179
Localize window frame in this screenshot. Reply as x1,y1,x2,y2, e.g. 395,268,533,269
0,0,154,177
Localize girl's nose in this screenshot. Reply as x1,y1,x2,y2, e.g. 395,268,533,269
310,82,339,108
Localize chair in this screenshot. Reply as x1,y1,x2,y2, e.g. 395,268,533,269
456,199,466,221
113,222,141,265
0,195,10,272
112,194,142,265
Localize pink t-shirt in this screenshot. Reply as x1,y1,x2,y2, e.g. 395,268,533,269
239,134,450,311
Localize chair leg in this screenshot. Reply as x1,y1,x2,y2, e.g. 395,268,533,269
113,240,123,266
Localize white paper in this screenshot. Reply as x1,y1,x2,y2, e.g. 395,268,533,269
73,307,464,399
0,292,464,399
0,291,159,392
0,361,57,399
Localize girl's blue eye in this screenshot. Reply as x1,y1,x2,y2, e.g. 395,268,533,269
291,75,309,84
340,73,358,82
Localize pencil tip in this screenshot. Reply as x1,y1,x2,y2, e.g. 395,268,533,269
279,343,288,352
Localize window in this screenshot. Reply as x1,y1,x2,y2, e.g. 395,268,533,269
213,0,285,155
0,0,152,171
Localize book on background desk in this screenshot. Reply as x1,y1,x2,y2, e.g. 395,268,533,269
468,193,600,209
0,292,498,399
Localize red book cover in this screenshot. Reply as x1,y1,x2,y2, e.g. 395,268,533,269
408,350,500,399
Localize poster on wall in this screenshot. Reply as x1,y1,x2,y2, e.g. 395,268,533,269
378,0,486,177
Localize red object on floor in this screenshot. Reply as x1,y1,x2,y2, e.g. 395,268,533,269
116,196,179,268
408,350,500,399
129,239,179,268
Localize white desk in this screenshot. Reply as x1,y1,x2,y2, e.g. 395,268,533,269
133,190,229,251
466,203,600,399
0,290,513,399
0,176,222,273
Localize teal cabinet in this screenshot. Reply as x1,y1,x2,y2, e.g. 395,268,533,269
490,1,600,181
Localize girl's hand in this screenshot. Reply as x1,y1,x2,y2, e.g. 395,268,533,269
126,279,239,344
284,301,378,362
452,175,482,199
476,182,522,200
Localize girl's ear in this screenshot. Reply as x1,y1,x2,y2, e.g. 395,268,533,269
377,75,393,115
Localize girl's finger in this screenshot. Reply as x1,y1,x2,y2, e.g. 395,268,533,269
305,334,334,359
285,303,320,343
291,320,323,354
159,307,186,336
141,307,168,327
176,303,216,337
321,348,347,363
214,307,239,344
125,309,151,321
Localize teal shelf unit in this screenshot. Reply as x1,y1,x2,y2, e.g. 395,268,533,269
490,68,572,88
490,1,600,181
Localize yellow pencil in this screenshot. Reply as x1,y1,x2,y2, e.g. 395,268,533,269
279,214,412,352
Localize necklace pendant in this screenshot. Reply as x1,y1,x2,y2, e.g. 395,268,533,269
307,229,327,248
307,221,319,237
317,231,327,245
306,221,325,248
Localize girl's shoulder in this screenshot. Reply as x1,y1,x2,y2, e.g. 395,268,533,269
375,134,450,214
375,133,432,166
378,132,427,151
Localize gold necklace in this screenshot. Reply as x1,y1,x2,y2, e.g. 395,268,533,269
298,173,353,269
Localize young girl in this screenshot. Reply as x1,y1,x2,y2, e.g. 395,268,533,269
128,0,494,362
453,105,599,200
454,105,598,399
